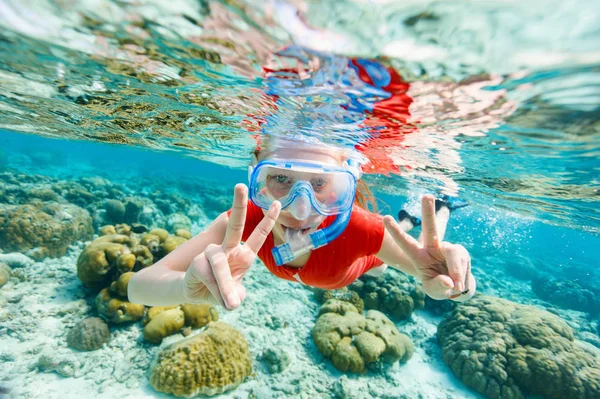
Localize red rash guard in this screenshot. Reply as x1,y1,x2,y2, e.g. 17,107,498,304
229,201,385,289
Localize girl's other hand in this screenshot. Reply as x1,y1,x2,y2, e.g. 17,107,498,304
383,195,476,302
182,184,281,309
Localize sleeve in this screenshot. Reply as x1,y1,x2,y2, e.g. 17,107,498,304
226,201,263,242
347,205,386,257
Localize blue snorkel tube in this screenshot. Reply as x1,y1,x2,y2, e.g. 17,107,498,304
272,207,352,266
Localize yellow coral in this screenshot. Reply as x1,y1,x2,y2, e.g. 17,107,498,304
96,288,145,324
162,235,187,255
144,307,185,344
312,299,413,373
181,304,218,328
110,271,135,297
143,305,179,326
76,234,131,288
175,229,192,239
150,322,252,397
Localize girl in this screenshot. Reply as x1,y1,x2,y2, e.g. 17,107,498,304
128,138,476,309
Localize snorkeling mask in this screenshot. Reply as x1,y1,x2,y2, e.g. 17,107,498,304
248,157,360,265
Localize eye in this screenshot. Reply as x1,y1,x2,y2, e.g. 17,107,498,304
268,174,292,185
311,177,329,192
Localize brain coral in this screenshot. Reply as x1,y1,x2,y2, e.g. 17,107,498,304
312,299,413,373
0,202,93,260
67,317,110,351
150,322,252,397
348,269,425,321
437,295,600,399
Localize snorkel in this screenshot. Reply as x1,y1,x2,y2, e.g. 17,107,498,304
272,207,352,266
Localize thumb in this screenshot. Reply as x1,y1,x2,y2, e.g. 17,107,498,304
423,275,455,300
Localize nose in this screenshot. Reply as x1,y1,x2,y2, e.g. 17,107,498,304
287,193,312,221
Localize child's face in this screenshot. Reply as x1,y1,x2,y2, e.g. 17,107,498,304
258,147,344,238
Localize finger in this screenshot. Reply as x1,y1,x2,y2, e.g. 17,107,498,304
440,242,465,292
421,195,440,249
186,251,227,308
223,184,248,251
245,200,281,253
423,274,454,300
205,245,240,309
383,215,421,261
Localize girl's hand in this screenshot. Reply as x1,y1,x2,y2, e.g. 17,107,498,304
383,195,476,302
182,184,280,309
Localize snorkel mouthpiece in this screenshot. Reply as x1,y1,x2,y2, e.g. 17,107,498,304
272,208,352,266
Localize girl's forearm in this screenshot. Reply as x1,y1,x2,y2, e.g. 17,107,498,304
128,264,187,306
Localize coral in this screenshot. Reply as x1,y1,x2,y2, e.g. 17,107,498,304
150,322,252,396
162,235,187,256
0,202,93,260
260,348,290,374
144,307,186,344
66,317,110,351
348,269,425,321
314,288,365,313
109,271,135,297
312,299,413,373
76,234,135,288
175,229,192,239
181,304,219,328
96,287,145,324
532,277,600,315
0,262,11,288
437,295,600,399
104,199,125,223
143,305,180,325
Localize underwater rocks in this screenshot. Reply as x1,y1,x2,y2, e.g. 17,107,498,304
66,317,111,351
437,295,600,399
312,299,413,374
149,322,252,397
532,277,600,315
348,269,425,321
0,202,93,260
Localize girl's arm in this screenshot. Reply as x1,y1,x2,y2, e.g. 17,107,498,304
128,211,229,306
375,230,419,277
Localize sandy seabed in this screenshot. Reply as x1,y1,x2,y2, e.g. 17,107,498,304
0,222,482,399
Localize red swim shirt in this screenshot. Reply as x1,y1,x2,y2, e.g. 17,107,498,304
231,201,385,289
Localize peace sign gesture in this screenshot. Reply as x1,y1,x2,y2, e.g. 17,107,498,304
383,195,476,301
182,184,281,309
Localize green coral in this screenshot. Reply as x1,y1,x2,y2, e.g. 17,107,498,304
0,202,93,260
437,295,600,399
312,299,413,373
150,322,252,397
349,269,425,321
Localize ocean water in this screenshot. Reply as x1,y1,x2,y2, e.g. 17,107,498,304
0,1,599,399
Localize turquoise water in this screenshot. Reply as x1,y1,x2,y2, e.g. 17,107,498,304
1,1,599,398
